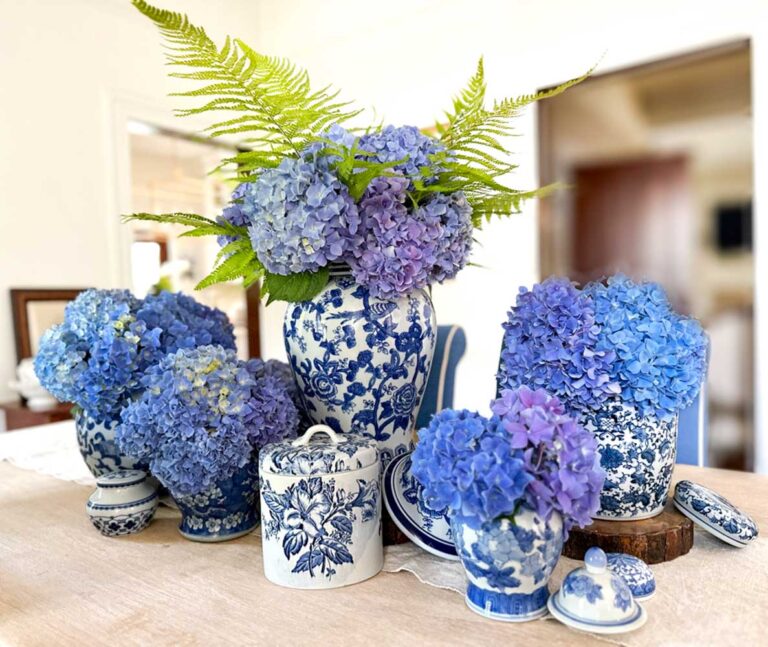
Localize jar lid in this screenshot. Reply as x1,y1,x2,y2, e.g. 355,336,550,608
260,425,378,476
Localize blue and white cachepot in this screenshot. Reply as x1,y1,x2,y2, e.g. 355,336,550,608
75,408,145,477
283,270,436,469
579,400,678,520
174,460,260,543
259,424,382,589
451,507,564,622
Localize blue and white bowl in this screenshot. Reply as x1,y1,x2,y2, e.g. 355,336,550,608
548,547,647,635
86,470,158,537
383,451,457,560
606,553,656,600
673,480,758,547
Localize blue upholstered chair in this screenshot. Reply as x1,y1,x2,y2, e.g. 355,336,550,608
415,325,467,430
677,380,708,467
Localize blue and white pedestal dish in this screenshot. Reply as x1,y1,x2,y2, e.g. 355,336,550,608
383,451,456,560
548,547,647,635
259,424,383,589
283,271,436,469
86,470,158,537
673,480,758,547
580,400,677,520
174,460,260,543
451,508,564,622
606,553,656,601
76,409,145,477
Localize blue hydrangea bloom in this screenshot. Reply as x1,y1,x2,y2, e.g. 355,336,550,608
246,154,360,275
358,125,446,185
498,277,620,414
585,275,709,420
348,175,441,299
118,345,299,498
216,182,251,247
415,191,474,283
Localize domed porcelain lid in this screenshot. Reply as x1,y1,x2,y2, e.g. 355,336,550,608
260,425,378,476
382,451,457,560
673,479,758,547
606,553,656,600
548,547,647,635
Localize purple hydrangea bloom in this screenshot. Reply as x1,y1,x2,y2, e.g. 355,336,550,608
118,345,299,498
245,155,360,275
498,277,619,414
416,191,474,283
348,176,441,299
216,182,251,247
358,125,446,185
585,275,709,420
491,386,605,533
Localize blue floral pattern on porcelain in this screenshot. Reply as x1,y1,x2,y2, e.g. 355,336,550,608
75,409,146,476
399,454,450,533
260,434,374,476
283,273,436,468
606,553,656,599
580,399,677,520
674,479,758,545
260,475,379,579
563,574,604,603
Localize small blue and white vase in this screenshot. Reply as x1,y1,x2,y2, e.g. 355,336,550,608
579,400,678,520
283,268,436,469
75,408,145,477
174,460,260,543
451,507,564,622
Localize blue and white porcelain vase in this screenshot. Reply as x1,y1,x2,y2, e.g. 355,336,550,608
283,269,436,468
579,400,678,520
75,408,144,477
451,507,564,622
174,460,260,542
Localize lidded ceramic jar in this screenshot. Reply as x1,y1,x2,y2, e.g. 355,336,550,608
259,424,383,589
86,470,159,536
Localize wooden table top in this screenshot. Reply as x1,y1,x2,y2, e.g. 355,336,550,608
1,462,766,646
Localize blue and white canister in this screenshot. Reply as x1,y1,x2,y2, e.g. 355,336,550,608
259,424,383,589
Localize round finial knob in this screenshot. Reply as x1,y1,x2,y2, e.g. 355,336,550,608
584,547,607,573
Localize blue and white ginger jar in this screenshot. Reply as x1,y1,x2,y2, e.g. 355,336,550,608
174,460,260,543
75,408,145,477
259,424,383,589
283,270,436,469
580,400,678,520
451,507,564,622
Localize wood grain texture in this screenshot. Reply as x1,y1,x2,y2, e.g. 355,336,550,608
563,502,694,564
1,463,767,646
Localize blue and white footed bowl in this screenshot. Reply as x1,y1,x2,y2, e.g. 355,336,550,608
451,507,564,622
548,547,647,635
580,400,678,520
86,470,158,537
174,460,260,543
606,553,656,600
673,480,758,547
283,270,436,469
75,409,146,477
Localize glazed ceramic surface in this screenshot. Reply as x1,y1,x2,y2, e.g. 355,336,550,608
451,508,564,622
283,272,436,469
606,553,656,600
75,409,145,477
548,547,647,635
673,480,758,547
174,460,260,543
383,451,456,560
260,425,383,589
580,400,677,520
86,469,158,536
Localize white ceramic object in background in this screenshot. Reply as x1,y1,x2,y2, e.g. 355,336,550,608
86,470,159,536
548,547,647,634
8,358,57,411
259,424,383,589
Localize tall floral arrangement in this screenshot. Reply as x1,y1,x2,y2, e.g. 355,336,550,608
125,1,589,303
34,289,235,423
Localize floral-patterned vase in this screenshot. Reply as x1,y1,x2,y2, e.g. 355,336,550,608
579,400,678,520
451,507,564,622
174,461,260,542
283,270,436,468
75,409,145,477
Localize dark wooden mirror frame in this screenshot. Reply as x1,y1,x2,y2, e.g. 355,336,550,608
10,288,87,362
